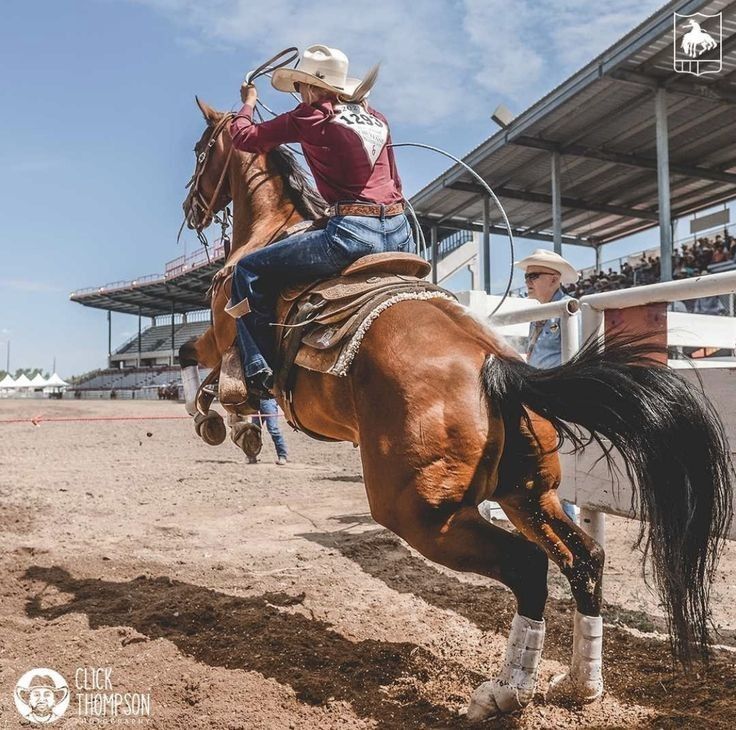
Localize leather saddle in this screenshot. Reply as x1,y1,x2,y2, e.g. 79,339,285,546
214,249,455,431
271,252,454,433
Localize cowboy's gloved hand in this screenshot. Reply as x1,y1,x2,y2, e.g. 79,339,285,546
241,82,257,106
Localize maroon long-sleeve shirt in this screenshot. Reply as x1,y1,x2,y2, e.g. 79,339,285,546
229,100,404,206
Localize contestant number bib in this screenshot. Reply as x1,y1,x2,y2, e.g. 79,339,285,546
332,104,388,167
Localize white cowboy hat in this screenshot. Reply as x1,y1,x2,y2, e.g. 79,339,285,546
271,44,374,99
514,248,579,285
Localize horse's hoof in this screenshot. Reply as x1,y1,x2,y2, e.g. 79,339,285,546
547,671,603,704
467,678,531,721
466,681,500,722
194,412,226,446
231,422,262,459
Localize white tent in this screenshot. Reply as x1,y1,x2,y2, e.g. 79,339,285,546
14,373,32,389
30,373,48,388
45,372,69,387
0,374,15,389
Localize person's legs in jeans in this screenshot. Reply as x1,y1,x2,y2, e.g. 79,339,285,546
230,218,381,387
250,398,288,462
561,500,578,524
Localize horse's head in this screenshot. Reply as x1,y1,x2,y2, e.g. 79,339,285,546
182,98,235,232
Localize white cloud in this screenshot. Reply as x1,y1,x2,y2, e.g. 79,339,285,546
1,158,63,174
543,1,663,67
462,0,546,97
125,0,663,123
0,279,66,293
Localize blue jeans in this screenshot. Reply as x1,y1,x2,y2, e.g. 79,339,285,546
562,500,578,523
251,398,287,458
231,213,414,376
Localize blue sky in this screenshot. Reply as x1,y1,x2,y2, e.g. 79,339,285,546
0,0,713,376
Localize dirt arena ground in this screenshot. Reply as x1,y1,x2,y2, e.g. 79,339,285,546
1,399,735,729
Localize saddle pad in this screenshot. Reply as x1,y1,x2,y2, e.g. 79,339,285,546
294,290,456,376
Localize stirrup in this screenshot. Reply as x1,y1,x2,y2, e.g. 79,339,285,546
246,370,274,400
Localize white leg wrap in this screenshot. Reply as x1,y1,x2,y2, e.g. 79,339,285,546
181,366,201,417
549,611,603,702
467,613,545,721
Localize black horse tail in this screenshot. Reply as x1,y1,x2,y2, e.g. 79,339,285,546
482,332,733,663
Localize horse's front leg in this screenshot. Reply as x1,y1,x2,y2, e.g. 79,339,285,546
179,328,227,445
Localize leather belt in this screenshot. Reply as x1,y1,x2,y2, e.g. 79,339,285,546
327,201,405,218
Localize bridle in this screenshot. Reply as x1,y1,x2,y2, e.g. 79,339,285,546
182,111,236,250
178,47,306,262
181,48,300,250
181,110,300,263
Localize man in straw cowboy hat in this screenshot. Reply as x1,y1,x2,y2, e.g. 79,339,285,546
226,44,413,406
514,248,579,369
515,248,580,521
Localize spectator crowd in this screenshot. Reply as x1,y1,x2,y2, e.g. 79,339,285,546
562,231,736,314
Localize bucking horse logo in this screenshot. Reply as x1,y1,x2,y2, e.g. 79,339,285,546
673,12,722,76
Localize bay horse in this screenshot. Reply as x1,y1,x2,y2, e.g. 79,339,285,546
179,98,733,719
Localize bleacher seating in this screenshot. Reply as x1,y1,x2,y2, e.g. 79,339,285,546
71,366,180,391
71,316,214,394
115,320,211,356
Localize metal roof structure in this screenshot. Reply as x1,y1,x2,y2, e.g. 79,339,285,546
410,0,736,248
71,0,736,315
70,242,226,316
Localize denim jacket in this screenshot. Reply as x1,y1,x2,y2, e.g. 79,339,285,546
527,288,573,369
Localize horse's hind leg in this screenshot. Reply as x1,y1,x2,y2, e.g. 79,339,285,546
496,413,605,704
379,500,549,720
364,442,551,720
501,494,605,703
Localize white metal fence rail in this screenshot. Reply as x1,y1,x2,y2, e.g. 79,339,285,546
463,270,736,546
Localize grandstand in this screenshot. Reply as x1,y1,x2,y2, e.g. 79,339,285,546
110,316,211,368
69,242,224,393
70,0,736,388
72,366,180,394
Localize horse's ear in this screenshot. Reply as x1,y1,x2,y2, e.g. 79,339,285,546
195,96,222,126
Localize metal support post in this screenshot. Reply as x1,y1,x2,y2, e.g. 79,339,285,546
430,225,438,284
137,306,142,368
551,150,562,255
560,310,580,364
580,302,604,348
107,311,112,368
171,300,176,366
468,260,478,290
482,197,491,294
580,300,606,545
580,509,606,546
655,87,673,282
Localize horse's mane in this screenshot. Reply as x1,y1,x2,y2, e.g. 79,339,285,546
267,147,326,220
